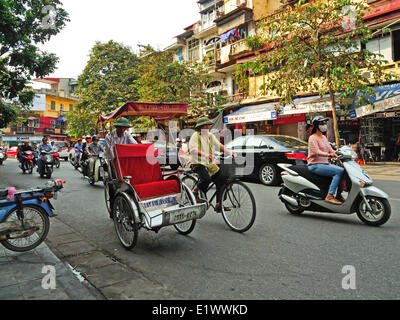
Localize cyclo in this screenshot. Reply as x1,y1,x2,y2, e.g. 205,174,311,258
97,102,208,250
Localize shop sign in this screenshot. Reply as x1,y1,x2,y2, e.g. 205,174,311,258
351,93,400,118
279,102,340,115
224,110,277,124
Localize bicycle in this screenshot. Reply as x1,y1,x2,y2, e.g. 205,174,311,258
181,158,256,233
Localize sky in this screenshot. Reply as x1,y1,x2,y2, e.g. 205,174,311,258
33,0,200,88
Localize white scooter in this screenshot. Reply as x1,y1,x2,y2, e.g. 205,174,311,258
278,146,391,226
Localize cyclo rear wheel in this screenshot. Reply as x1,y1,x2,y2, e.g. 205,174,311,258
113,193,139,250
220,180,256,233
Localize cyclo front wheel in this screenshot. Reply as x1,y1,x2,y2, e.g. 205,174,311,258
220,180,256,233
113,194,139,250
174,183,196,235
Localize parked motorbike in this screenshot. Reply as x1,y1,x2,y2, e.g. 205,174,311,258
38,151,54,179
0,180,64,252
278,146,391,227
19,151,34,174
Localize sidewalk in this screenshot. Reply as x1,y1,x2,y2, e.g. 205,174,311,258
361,163,400,181
0,241,99,300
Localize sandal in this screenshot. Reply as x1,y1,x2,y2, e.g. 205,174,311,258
336,195,346,203
215,204,231,213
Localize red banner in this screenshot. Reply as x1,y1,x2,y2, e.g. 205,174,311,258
273,114,305,125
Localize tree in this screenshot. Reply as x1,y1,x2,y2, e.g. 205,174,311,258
133,48,213,119
241,0,398,146
0,0,69,107
70,40,140,135
0,101,18,128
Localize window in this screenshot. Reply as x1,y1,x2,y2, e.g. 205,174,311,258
51,101,56,110
34,119,39,128
188,39,200,61
60,103,65,112
245,136,263,148
226,136,246,150
366,35,393,64
51,120,56,129
69,104,74,111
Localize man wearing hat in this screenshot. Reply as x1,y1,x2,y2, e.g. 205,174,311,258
189,117,236,212
104,117,137,160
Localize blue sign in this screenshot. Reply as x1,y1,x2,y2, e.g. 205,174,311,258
350,83,400,109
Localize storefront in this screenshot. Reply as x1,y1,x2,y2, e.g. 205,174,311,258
1,135,44,148
224,94,341,141
350,83,400,161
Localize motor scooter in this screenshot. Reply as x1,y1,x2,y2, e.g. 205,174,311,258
38,151,54,179
52,149,61,169
79,152,105,185
278,146,391,226
19,151,34,174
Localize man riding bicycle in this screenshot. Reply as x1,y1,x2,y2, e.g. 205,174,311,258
189,117,236,212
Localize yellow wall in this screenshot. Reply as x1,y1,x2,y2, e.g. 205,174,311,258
253,0,282,21
44,96,76,118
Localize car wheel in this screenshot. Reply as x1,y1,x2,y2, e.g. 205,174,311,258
258,163,279,186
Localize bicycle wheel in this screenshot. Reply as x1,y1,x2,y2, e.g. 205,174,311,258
182,175,197,192
113,194,139,250
104,183,112,215
0,205,50,252
174,183,196,235
220,181,256,233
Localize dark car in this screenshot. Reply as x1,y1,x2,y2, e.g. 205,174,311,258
225,134,308,186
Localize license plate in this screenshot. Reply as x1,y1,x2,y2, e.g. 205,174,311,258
166,204,206,225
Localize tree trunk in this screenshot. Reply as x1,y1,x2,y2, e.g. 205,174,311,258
328,85,340,148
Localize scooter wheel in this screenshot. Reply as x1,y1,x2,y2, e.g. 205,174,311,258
356,196,391,227
284,202,304,215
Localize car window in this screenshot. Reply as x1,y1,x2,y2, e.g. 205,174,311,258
245,136,264,148
267,136,308,148
226,136,246,149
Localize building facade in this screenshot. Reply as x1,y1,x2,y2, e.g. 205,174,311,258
1,78,78,147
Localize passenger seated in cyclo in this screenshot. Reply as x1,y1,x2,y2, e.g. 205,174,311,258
188,117,237,212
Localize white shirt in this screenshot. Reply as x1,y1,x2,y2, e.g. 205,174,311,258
105,129,137,159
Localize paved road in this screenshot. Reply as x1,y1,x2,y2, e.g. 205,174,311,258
1,159,399,299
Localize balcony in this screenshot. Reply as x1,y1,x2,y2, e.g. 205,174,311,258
13,126,35,134
231,39,249,56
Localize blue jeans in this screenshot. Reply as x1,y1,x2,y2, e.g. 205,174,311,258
308,164,344,196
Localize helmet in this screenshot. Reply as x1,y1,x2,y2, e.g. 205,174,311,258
85,135,91,139
312,116,329,125
92,135,99,141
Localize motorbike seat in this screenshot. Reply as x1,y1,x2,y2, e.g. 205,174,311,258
289,165,332,190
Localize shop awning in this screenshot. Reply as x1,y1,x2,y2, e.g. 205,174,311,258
97,101,188,125
278,94,340,116
223,103,277,124
349,83,400,119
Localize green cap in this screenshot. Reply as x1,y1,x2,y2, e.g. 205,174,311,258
114,117,131,127
195,117,213,128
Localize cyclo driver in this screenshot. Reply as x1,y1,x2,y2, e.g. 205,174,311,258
189,117,236,212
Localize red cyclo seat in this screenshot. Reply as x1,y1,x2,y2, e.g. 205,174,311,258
113,144,180,199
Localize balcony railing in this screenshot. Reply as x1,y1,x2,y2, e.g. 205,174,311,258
14,126,35,134
231,39,249,56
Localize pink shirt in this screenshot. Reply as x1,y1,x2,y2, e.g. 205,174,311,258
307,134,335,165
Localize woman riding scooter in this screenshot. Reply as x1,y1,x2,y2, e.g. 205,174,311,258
307,116,344,205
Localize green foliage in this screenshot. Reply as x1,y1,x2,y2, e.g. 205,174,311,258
71,40,141,135
65,108,98,138
245,35,266,51
0,0,69,106
0,101,18,128
247,0,398,106
242,0,399,144
133,48,213,118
